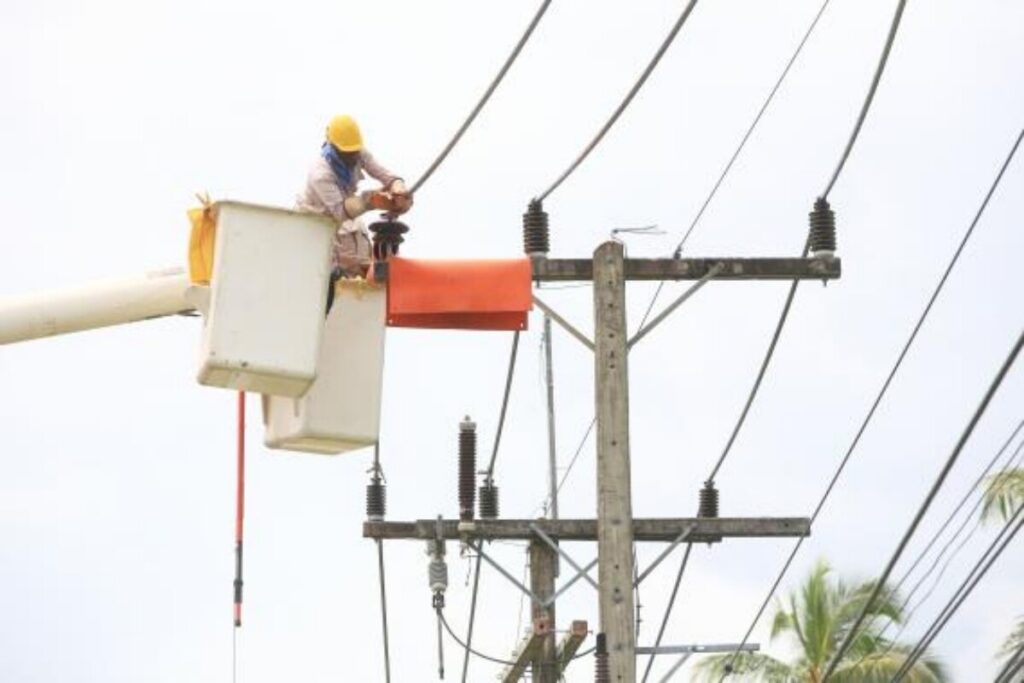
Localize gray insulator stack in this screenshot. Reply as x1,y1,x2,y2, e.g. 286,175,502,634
479,480,499,519
523,199,550,257
459,417,477,522
808,197,837,257
594,633,610,683
366,476,386,521
429,556,448,595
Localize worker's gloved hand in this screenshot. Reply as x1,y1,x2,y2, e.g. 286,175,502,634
364,190,399,212
389,179,414,214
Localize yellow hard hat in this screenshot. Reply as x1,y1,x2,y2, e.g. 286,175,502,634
326,114,363,152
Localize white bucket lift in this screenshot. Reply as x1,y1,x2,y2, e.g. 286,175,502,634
263,279,387,454
195,201,335,397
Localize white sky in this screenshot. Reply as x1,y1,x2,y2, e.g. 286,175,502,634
1,1,1022,681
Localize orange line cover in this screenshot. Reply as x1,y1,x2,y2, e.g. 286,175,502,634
386,258,532,331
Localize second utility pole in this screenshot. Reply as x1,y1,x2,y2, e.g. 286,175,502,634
593,241,636,681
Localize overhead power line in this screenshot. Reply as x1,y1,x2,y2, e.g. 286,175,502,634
876,423,1024,655
485,331,522,478
890,440,1024,656
710,0,910,484
671,0,833,259
410,0,553,194
893,503,1024,681
641,545,694,682
635,0,833,332
822,326,1024,681
536,0,701,202
719,123,1024,680
821,0,908,200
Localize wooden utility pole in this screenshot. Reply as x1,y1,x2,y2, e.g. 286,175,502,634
593,241,636,681
529,540,559,682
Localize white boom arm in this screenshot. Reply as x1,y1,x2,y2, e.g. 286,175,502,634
0,267,195,345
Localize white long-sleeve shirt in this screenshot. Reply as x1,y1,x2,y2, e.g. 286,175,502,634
295,150,398,233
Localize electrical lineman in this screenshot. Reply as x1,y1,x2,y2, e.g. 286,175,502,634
296,114,413,278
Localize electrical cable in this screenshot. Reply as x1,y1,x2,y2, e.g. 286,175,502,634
718,124,1024,680
640,544,694,683
438,607,596,668
821,0,908,200
822,326,1024,681
536,0,701,202
485,331,521,477
459,555,483,683
892,503,1024,681
370,442,393,683
460,332,520,679
995,641,1024,683
706,243,806,483
376,539,393,683
409,0,553,194
556,416,596,497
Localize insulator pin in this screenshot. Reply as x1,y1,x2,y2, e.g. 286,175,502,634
459,417,477,522
366,478,386,521
523,199,550,257
479,481,499,519
808,197,837,257
698,480,719,518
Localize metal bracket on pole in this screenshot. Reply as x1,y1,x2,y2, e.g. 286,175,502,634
657,652,692,683
529,522,599,590
627,263,723,350
634,524,695,586
471,540,596,609
469,541,543,606
636,643,760,655
533,295,595,351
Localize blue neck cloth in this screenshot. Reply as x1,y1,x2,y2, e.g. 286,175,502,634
321,142,354,189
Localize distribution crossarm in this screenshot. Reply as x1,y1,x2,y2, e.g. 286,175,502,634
364,517,810,542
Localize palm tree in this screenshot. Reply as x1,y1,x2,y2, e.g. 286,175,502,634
691,560,948,682
981,467,1024,674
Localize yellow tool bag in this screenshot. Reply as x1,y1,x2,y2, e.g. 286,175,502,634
187,192,216,284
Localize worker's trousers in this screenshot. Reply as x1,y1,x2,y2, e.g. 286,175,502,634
332,230,372,277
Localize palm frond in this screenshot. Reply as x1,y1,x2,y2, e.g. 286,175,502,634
829,646,948,683
997,615,1024,661
982,469,1024,524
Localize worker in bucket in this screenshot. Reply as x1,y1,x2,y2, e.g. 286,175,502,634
296,114,412,278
